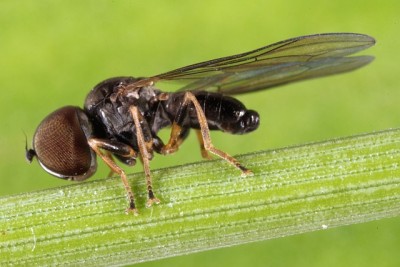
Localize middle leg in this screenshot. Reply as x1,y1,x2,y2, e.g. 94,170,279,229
130,105,161,207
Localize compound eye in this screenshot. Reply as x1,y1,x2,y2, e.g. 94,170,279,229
32,106,96,180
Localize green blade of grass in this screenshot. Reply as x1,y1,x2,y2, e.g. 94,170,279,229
1,128,400,266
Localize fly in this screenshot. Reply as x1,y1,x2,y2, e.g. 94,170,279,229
26,33,375,214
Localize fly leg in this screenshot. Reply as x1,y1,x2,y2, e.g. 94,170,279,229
163,91,252,176
185,92,251,175
87,138,138,215
130,106,161,207
105,151,119,177
195,129,212,159
159,126,189,155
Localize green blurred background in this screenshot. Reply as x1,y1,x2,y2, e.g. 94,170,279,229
1,0,399,266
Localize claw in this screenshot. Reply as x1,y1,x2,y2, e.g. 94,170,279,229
125,207,139,216
146,197,161,208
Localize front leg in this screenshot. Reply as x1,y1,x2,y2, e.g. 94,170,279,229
87,138,138,214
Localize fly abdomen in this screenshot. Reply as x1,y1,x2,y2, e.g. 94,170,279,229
190,91,260,134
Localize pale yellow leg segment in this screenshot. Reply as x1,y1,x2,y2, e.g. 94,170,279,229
130,106,161,207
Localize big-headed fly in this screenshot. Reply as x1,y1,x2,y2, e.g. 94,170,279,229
26,33,375,214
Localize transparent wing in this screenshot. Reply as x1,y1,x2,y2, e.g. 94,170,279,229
148,33,375,95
